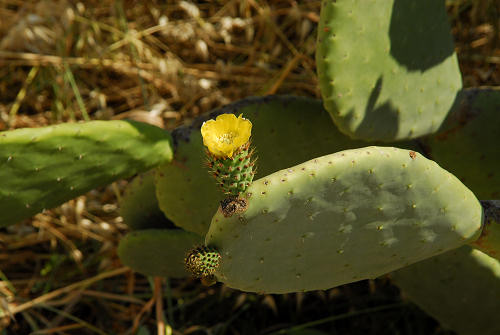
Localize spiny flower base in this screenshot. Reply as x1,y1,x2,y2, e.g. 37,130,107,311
207,142,255,197
185,246,221,279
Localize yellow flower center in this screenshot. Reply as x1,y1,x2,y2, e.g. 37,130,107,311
201,113,252,158
218,132,237,144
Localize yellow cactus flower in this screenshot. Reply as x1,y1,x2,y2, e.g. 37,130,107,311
201,113,252,158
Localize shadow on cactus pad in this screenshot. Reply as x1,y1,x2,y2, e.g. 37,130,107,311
422,87,500,199
389,0,455,71
392,246,500,335
118,229,203,278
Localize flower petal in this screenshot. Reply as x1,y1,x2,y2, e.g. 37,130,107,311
201,113,252,158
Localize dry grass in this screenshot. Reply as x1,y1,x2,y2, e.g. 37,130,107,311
0,0,498,334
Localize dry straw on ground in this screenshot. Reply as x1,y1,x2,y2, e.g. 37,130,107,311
0,1,499,334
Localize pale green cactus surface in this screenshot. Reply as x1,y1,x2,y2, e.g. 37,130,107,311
206,147,482,293
155,95,419,236
316,0,462,141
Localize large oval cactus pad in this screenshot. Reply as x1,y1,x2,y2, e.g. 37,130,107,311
117,229,203,278
423,87,500,199
316,0,462,141
155,96,420,235
206,147,482,293
0,120,173,226
391,246,500,335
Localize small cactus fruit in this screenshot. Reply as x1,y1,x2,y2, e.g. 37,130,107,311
206,147,482,293
392,246,500,335
316,0,462,141
155,95,420,235
120,171,172,230
185,246,221,279
117,229,203,278
0,120,173,226
201,113,255,197
423,87,500,199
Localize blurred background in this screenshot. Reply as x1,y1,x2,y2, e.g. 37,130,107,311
0,1,498,334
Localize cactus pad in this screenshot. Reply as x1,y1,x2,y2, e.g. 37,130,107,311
155,95,419,235
392,246,500,335
206,147,482,293
423,87,500,199
120,172,172,230
316,0,462,141
117,229,203,278
0,120,173,226
470,200,500,261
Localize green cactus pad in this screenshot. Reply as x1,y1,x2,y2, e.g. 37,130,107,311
117,229,203,278
0,120,173,227
155,95,420,235
392,246,500,335
206,147,482,293
423,87,500,199
316,0,462,141
120,171,172,230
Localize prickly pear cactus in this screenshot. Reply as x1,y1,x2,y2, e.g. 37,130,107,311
155,96,419,235
316,0,462,141
206,147,482,293
120,171,172,230
470,200,500,260
117,229,203,278
422,87,500,199
0,120,173,226
392,246,500,335
118,171,204,278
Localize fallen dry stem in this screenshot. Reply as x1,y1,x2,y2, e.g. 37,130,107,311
7,267,130,315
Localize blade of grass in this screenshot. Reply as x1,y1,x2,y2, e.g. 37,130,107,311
268,302,408,335
31,323,84,334
8,267,129,315
0,269,16,294
262,53,302,95
63,62,90,121
115,0,150,109
37,302,110,335
21,311,40,332
8,66,39,128
164,277,174,328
